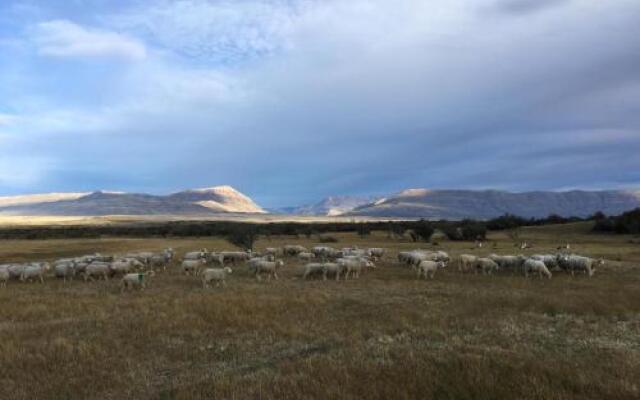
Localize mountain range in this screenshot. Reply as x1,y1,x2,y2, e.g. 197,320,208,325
0,186,639,219
0,186,265,216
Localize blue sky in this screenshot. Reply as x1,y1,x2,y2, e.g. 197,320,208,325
0,0,639,207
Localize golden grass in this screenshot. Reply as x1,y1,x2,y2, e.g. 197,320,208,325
0,224,639,399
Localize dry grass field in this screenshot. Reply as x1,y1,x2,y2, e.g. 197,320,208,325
1,222,639,399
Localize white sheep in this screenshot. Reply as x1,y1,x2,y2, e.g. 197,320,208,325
523,258,552,279
367,248,385,260
531,254,559,271
20,263,50,283
302,263,327,280
201,267,233,288
475,258,499,275
283,245,308,256
297,252,316,262
54,262,77,282
110,258,145,276
416,260,445,280
557,254,602,277
254,260,284,281
120,271,156,292
458,254,478,272
182,259,206,275
338,257,374,280
489,254,526,273
323,262,345,281
84,262,111,281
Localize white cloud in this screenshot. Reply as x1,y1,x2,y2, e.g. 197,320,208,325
33,19,146,61
0,113,16,126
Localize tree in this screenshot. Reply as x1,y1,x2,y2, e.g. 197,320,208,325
226,224,258,250
413,220,435,242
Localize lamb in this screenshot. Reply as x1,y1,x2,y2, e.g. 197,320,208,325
84,263,111,281
557,254,602,277
458,254,478,272
121,271,155,292
253,260,284,281
20,263,50,283
475,258,499,275
201,267,233,288
523,259,552,279
416,260,445,280
182,259,206,275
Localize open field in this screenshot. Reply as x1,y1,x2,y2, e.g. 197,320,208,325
1,222,639,399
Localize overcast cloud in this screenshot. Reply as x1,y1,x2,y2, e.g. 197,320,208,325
0,0,639,206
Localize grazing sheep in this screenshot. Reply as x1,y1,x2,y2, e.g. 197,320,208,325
0,266,9,288
342,247,367,258
121,271,156,292
531,254,559,271
557,254,602,277
489,254,526,273
302,263,327,280
149,248,174,270
367,248,386,260
20,263,50,283
7,264,27,280
458,254,478,272
110,258,145,276
183,249,208,262
523,259,552,279
416,260,445,280
201,267,233,288
182,259,206,275
54,262,77,282
84,263,111,281
323,262,345,281
254,260,284,281
313,246,341,260
265,247,280,257
297,252,316,262
475,258,499,275
220,251,252,265
283,245,308,256
338,257,374,280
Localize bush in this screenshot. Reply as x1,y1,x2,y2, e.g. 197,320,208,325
413,220,435,242
225,225,258,250
593,208,640,234
318,235,339,243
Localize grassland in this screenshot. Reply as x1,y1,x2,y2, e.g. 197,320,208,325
1,222,639,399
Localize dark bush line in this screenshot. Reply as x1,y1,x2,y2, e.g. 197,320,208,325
592,208,640,234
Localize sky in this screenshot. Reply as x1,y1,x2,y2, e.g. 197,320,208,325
0,0,639,207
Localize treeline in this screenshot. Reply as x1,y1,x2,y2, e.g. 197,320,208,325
0,220,486,242
592,208,640,234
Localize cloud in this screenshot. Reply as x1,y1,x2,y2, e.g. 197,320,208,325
492,0,570,15
32,19,146,61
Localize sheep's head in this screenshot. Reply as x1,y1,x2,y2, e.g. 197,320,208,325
224,267,233,274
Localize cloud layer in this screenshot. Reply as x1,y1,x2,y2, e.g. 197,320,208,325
0,0,639,206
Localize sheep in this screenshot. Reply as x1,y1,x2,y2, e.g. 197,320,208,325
253,260,284,281
110,258,145,276
475,258,499,275
7,264,27,280
149,248,174,270
323,262,345,281
489,254,526,273
313,246,341,260
416,260,445,280
338,257,374,280
265,247,280,257
556,254,602,277
220,251,252,266
283,245,308,256
121,271,156,292
20,263,50,283
201,267,233,288
458,254,478,272
84,263,111,281
342,247,367,258
523,259,552,279
0,266,9,288
297,252,316,262
181,259,206,276
302,263,327,280
531,254,559,271
397,251,415,266
183,249,208,262
367,248,386,261
54,262,77,282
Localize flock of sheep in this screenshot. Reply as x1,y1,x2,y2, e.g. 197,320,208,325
0,243,603,291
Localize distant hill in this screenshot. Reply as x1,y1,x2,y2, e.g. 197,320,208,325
0,186,265,216
347,189,640,219
278,196,380,216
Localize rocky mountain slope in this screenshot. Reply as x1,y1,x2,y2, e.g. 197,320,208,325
0,186,265,216
279,196,379,216
347,189,640,219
